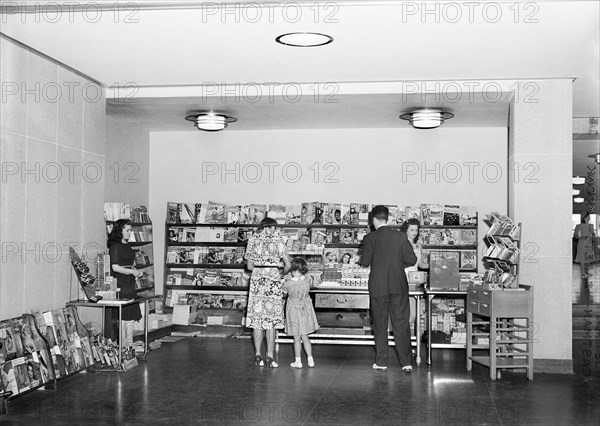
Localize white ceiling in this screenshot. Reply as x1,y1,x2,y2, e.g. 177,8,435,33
1,0,598,131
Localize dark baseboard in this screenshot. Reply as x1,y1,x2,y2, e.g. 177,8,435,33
534,359,574,374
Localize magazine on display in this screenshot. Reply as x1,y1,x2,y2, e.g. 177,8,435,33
443,205,461,226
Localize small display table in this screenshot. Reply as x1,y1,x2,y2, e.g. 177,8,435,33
67,297,150,369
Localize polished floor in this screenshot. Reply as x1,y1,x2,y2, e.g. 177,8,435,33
2,338,599,425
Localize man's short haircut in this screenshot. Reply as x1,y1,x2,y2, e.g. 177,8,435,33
371,205,389,222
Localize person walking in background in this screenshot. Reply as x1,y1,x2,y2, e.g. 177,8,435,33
283,257,319,368
360,205,417,372
575,212,596,279
245,217,291,369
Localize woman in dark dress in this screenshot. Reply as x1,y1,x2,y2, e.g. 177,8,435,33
107,219,142,347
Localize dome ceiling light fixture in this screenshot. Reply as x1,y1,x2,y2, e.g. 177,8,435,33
574,197,585,203
399,109,454,129
588,153,600,165
573,176,586,185
275,32,334,47
185,112,237,131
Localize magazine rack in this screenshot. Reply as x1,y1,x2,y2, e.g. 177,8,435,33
0,314,57,415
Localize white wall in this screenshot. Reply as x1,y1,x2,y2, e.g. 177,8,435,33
149,127,508,294
1,37,106,320
105,116,150,207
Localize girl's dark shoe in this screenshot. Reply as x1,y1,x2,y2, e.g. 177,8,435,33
254,355,264,367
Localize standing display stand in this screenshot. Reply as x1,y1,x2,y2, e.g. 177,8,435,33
466,213,533,380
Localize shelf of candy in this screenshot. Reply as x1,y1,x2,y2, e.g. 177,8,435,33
94,253,117,300
166,268,250,288
429,298,467,345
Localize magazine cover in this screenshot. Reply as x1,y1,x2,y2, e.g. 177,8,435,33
444,229,460,245
429,251,460,290
340,249,361,265
326,228,341,244
1,360,19,395
313,202,324,224
459,206,477,226
348,203,362,225
23,315,45,352
12,358,31,392
179,203,196,224
386,205,399,225
9,318,29,357
418,228,431,245
341,203,351,224
208,227,225,242
429,204,444,226
25,357,41,388
300,202,311,224
421,204,433,226
285,205,302,224
311,228,327,245
166,202,180,223
194,202,205,224
429,229,447,245
405,206,421,221
330,203,342,224
206,202,227,224
323,249,341,267
248,204,266,224
443,205,461,226
223,227,239,242
237,227,254,243
321,203,333,224
460,250,477,270
460,229,477,245
355,228,368,243
340,228,356,244
0,320,18,361
357,204,370,225
225,205,244,224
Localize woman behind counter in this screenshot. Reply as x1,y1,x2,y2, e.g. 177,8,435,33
245,217,291,369
107,219,143,349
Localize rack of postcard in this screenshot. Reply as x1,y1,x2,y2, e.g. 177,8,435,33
481,212,521,289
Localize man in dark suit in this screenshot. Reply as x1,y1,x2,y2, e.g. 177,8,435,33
360,205,417,371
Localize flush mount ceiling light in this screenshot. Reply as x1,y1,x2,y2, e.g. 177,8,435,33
574,197,585,203
399,109,454,129
573,189,581,196
573,176,586,185
185,112,237,131
275,32,333,47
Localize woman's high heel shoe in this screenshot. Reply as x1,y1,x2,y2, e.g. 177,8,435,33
254,355,264,367
264,356,278,369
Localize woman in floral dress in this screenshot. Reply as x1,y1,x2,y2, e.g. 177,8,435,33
245,217,291,368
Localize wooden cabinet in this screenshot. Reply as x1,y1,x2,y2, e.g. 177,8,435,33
466,285,534,380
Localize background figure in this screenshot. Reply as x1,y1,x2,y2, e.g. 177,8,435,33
360,205,417,372
107,219,142,350
283,258,319,368
574,212,596,279
400,218,429,330
244,218,291,369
